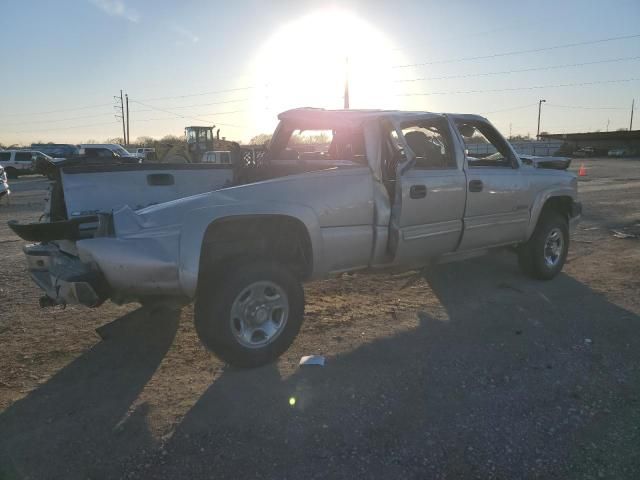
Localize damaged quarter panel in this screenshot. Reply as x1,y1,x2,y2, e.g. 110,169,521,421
79,166,375,299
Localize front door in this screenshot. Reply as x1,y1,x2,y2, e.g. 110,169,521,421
453,118,530,251
388,116,467,267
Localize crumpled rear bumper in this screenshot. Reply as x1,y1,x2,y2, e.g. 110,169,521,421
24,243,108,307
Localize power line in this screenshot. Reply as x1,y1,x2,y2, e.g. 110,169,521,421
129,99,245,129
394,55,640,83
136,86,255,102
3,102,114,117
393,32,640,68
546,103,631,111
129,98,249,113
0,111,115,127
8,120,119,134
481,103,538,115
133,109,248,123
395,77,640,97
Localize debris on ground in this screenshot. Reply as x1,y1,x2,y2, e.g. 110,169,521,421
610,223,640,239
299,355,325,367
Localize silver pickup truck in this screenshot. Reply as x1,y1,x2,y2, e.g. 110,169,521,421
9,108,581,367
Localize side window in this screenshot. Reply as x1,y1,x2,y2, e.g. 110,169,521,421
97,148,115,158
220,152,231,164
15,152,33,162
401,120,456,169
0,152,12,162
456,121,514,168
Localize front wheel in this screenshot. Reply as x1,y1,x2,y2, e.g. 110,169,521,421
518,211,569,280
195,260,305,368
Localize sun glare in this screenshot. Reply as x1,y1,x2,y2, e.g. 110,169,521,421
248,10,405,135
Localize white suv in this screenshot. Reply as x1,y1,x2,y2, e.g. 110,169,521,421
135,147,156,161
0,150,39,178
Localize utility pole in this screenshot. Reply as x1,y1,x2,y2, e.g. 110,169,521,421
630,99,635,131
606,119,610,132
125,93,130,145
113,90,125,144
509,123,512,140
119,90,126,144
536,99,546,139
343,56,350,110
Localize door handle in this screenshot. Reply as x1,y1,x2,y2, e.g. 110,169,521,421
409,184,427,199
468,180,483,192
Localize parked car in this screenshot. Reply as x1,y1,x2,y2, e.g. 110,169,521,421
573,146,595,157
607,148,627,157
31,143,80,159
134,147,157,161
0,165,10,200
78,144,139,162
0,150,40,178
9,108,581,367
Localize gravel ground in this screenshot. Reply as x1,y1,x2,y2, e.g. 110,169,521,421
0,158,639,479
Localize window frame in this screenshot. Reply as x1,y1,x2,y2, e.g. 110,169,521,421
455,119,519,169
399,119,457,171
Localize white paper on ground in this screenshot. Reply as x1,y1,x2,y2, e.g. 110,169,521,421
299,355,325,366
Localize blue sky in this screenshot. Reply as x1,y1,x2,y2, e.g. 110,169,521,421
1,0,639,145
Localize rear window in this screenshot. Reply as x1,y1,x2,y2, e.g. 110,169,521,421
0,152,11,162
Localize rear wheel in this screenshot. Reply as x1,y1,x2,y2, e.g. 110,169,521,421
195,260,305,368
5,168,18,179
518,211,569,280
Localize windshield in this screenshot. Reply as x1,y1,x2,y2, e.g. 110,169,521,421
112,145,132,157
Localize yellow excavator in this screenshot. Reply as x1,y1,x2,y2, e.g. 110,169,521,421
156,125,234,163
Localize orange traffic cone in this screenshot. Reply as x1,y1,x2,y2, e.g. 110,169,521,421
578,164,587,176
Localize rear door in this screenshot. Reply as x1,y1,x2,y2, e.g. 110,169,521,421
14,151,33,171
388,116,467,266
453,118,530,251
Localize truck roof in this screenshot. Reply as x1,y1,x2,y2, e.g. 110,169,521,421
278,108,487,128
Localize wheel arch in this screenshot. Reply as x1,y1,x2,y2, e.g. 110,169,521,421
526,188,576,240
178,205,323,298
199,214,314,281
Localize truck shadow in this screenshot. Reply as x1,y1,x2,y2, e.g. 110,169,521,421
145,253,640,479
0,306,179,480
1,253,638,479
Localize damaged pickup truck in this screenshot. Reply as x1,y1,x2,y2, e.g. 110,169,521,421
9,108,581,367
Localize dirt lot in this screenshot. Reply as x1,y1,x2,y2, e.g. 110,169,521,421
1,158,639,479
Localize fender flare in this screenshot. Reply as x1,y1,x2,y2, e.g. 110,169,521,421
526,186,577,240
177,202,323,298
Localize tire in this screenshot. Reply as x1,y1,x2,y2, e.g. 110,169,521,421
518,211,569,280
5,168,18,179
195,260,305,368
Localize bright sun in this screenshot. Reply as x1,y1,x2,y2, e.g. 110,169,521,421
248,10,405,135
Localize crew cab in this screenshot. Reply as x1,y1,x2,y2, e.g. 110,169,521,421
9,108,581,367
